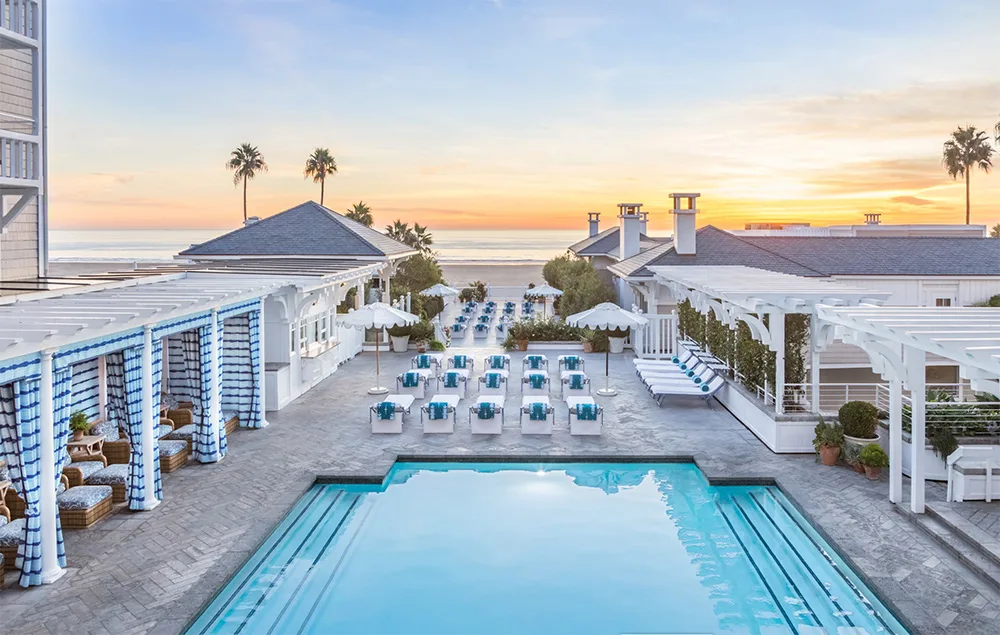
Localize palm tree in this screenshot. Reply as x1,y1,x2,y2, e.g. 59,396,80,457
990,223,1000,238
385,220,411,243
303,148,337,206
345,201,373,227
226,143,268,222
411,223,433,253
942,126,994,224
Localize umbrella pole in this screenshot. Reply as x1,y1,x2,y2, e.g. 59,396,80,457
369,327,388,395
597,327,617,396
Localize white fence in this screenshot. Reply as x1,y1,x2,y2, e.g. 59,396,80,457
631,313,678,359
782,382,991,416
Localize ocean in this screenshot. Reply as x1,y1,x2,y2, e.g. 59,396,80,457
48,229,588,264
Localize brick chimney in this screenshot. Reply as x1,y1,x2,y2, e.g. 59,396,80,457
588,212,601,237
670,193,700,256
618,203,643,260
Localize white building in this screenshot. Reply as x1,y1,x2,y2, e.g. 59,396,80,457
0,0,46,280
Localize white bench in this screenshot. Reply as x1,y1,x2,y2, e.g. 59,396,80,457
520,396,553,435
438,369,470,399
567,396,602,436
948,445,1000,502
521,370,550,396
470,396,505,434
370,394,416,434
421,394,461,433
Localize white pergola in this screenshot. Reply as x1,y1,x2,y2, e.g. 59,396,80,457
647,266,890,414
816,306,1000,513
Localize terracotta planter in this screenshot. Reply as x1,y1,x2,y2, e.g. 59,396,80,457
864,465,882,480
819,445,840,466
73,430,84,441
582,342,594,353
415,341,427,353
517,340,528,352
852,461,865,474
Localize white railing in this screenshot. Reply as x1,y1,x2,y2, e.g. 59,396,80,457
0,132,40,183
782,382,988,416
876,385,1000,438
1,0,39,41
632,313,677,359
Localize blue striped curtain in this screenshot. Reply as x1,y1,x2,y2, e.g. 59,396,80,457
52,368,71,567
10,380,44,586
150,339,163,500
217,319,228,455
221,312,262,429
193,325,220,463
121,347,153,510
70,359,100,420
247,309,262,428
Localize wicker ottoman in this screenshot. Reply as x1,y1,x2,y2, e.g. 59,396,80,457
57,486,114,529
163,424,196,452
63,460,106,488
224,413,240,435
159,440,189,473
0,517,24,571
85,464,128,503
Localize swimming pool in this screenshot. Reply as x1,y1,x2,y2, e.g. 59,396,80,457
186,462,909,635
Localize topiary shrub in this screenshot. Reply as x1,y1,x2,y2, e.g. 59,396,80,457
839,401,879,439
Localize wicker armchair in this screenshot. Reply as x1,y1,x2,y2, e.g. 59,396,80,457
102,417,174,465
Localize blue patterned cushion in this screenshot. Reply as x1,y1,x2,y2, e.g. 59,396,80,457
483,373,502,389
159,440,188,457
161,393,180,409
427,402,448,420
377,401,396,420
86,464,128,486
452,323,464,332
563,356,580,371
401,372,420,388
0,460,8,482
58,485,112,510
488,355,506,369
415,355,432,369
68,460,105,480
452,355,467,369
477,402,495,420
569,374,585,390
443,372,461,388
526,356,544,369
529,403,547,421
164,424,196,440
527,374,546,389
0,518,25,546
157,424,172,439
578,403,598,421
92,418,121,442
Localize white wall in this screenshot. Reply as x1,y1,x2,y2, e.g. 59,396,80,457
832,276,1000,307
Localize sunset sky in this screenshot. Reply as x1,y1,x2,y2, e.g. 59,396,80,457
48,0,1000,232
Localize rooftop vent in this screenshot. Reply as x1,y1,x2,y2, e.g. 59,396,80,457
864,213,881,226
244,216,261,226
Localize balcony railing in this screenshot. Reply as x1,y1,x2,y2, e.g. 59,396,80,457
0,131,40,184
631,313,678,359
1,0,39,42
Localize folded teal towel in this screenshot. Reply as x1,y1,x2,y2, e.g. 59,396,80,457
478,315,490,323
569,374,584,390
686,369,695,377
577,403,598,421
377,401,396,420
452,355,467,369
428,402,448,420
484,372,502,389
529,402,547,421
701,383,710,392
475,324,488,332
497,324,505,332
443,372,461,388
563,356,580,370
672,356,680,363
526,355,544,369
692,376,703,384
477,402,496,420
528,373,546,389
416,355,432,369
453,323,464,332
489,355,506,369
457,315,468,323
679,363,687,370
401,372,420,388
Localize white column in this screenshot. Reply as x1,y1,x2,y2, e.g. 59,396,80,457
770,311,785,415
37,350,65,583
354,281,363,310
809,313,821,414
97,355,107,420
139,327,160,510
209,309,222,459
889,377,903,504
257,299,269,426
906,346,927,513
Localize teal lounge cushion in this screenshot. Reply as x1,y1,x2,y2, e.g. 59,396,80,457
58,485,112,510
86,464,128,486
159,440,187,457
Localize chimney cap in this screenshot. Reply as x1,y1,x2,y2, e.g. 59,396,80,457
669,192,701,199
617,203,643,217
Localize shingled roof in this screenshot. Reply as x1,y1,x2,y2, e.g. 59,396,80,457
569,227,667,259
179,201,416,259
609,226,1000,279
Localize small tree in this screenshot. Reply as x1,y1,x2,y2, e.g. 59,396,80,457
990,223,1000,238
226,143,268,222
345,201,374,227
304,148,337,205
942,126,994,224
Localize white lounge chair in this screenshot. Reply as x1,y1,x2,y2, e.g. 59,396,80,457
479,370,508,395
521,370,550,396
523,354,548,371
947,445,1000,502
558,355,585,373
567,396,602,435
438,369,470,399
484,354,511,372
470,396,505,434
447,354,472,370
473,324,490,339
561,371,590,399
396,370,432,399
412,353,443,372
640,364,715,386
421,394,461,433
648,376,725,404
370,394,416,433
520,396,553,434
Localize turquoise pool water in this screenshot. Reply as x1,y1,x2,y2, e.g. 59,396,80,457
187,463,909,635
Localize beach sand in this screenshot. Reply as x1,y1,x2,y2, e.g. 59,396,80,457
48,260,545,291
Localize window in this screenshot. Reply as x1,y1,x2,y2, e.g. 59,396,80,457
935,298,952,307
290,326,296,354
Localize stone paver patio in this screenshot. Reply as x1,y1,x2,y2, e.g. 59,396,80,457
3,343,999,634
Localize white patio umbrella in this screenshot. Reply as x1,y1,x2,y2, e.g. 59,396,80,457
419,283,460,298
566,302,648,396
525,284,563,318
340,302,418,394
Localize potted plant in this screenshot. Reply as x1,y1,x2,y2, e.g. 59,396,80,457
387,324,411,352
70,411,92,441
813,417,844,466
506,321,530,351
839,401,880,458
581,329,595,353
858,443,889,480
607,327,629,354
428,339,446,352
410,320,435,353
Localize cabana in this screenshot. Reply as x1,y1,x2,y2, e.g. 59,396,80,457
816,305,1000,513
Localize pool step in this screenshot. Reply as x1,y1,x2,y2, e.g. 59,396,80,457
895,504,1000,592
